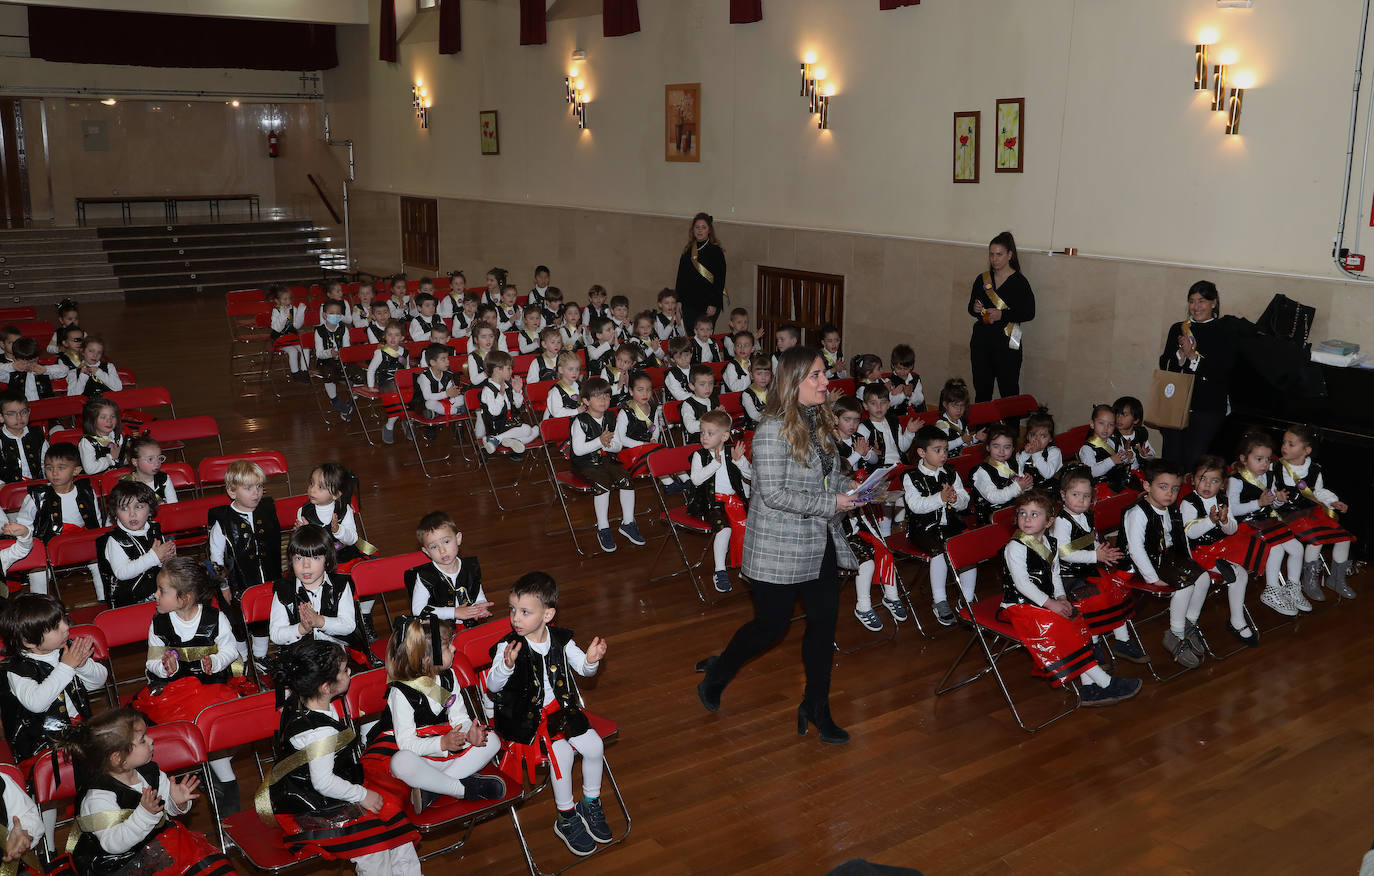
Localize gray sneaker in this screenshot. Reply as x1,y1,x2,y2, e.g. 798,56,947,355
1163,630,1201,669
1326,560,1357,599
881,595,909,622
1259,582,1298,617
381,426,395,445
1184,621,1206,655
854,606,883,632
1287,582,1313,613
554,812,597,856
933,600,956,626
1300,560,1325,602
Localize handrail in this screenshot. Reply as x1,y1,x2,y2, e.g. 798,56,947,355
306,173,343,224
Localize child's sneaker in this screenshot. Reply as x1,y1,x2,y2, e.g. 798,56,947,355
1287,582,1313,613
596,528,617,552
1091,638,1111,668
881,595,909,622
1300,560,1325,603
500,437,526,454
554,812,597,857
291,370,309,383
575,797,613,844
618,521,646,546
1162,630,1201,669
458,774,506,800
483,438,498,455
1259,582,1297,616
854,606,883,632
713,570,732,593
382,426,395,445
1326,560,1357,599
1079,676,1143,707
1183,621,1206,655
423,425,437,442
663,480,688,495
1111,636,1150,664
933,600,956,626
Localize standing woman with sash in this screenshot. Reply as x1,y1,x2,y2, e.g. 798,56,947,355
675,212,727,331
968,231,1036,403
1157,280,1239,465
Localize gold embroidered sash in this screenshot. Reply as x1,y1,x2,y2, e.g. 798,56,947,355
1058,530,1096,557
980,271,1018,344
988,459,1016,478
1086,434,1115,455
1280,459,1338,519
254,727,357,825
67,806,165,853
402,677,456,711
1238,468,1279,517
0,819,44,876
1012,529,1052,562
691,241,715,284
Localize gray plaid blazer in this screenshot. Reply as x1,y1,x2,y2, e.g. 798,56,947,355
741,416,859,585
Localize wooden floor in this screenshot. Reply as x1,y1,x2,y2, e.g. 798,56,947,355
67,296,1374,875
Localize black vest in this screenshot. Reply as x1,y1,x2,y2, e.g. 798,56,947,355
666,366,690,397
886,372,921,416
373,347,407,385
549,382,579,416
479,383,521,435
1019,448,1059,494
96,522,163,608
1057,510,1098,579
1131,497,1188,569
558,324,585,351
207,498,281,597
724,358,749,390
691,337,721,364
654,312,681,339
621,402,658,444
1180,492,1230,546
74,364,117,399
270,704,363,816
682,396,712,439
517,329,540,354
1231,471,1279,523
272,573,369,656
81,434,124,470
365,670,458,747
19,372,54,400
1084,438,1130,492
687,447,747,519
857,413,902,464
1271,460,1323,514
148,606,230,685
903,466,965,541
935,416,966,453
531,355,558,384
298,503,361,565
741,387,766,430
0,428,45,483
72,762,168,876
488,627,586,746
27,481,100,543
570,414,614,465
412,314,440,336
1002,532,1058,607
586,344,613,379
314,324,347,354
0,655,94,762
120,470,171,502
403,560,483,629
971,461,1017,524
1113,426,1151,459
367,323,388,344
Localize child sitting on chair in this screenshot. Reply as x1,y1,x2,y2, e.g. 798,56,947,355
97,480,174,608
270,286,309,376
66,335,122,398
316,299,354,421
1274,423,1357,602
364,300,392,344
408,293,445,342
1079,404,1133,495
688,410,752,594
933,378,983,457
586,317,617,380
366,320,410,445
405,511,492,628
722,307,753,358
653,288,686,340
818,323,845,379
903,426,975,626
8,337,67,401
516,305,545,355
614,371,664,476
479,351,537,458
609,295,632,342
123,436,178,504
1001,490,1142,707
690,315,722,364
79,397,127,475
486,571,610,857
558,302,586,351
16,442,103,597
886,343,923,416
449,291,481,339
723,332,754,393
583,284,610,326
0,392,47,485
298,462,373,594
605,345,637,409
739,355,772,432
1016,412,1063,495
850,354,884,403
545,351,584,420
207,460,280,667
571,378,645,553
1228,431,1307,615
680,365,717,446
412,344,464,442
1180,455,1256,646
970,424,1034,525
46,298,79,355
1112,396,1155,476
664,338,694,402
528,328,563,384
269,525,377,672
630,311,664,367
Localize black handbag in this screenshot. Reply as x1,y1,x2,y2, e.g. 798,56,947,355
1256,293,1315,343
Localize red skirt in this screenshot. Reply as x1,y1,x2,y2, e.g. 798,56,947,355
131,676,254,725
271,333,301,351
360,726,455,808
1284,508,1355,546
148,822,236,876
1070,572,1135,636
1235,520,1296,574
1191,530,1255,573
617,443,662,476
274,800,417,860
999,603,1097,687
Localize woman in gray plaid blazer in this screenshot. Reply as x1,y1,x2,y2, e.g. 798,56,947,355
697,347,863,745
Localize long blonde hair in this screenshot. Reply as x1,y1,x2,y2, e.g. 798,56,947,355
765,346,836,466
386,615,455,682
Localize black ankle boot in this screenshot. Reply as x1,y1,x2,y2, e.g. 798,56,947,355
696,656,722,712
213,777,242,816
797,700,849,745
360,613,378,643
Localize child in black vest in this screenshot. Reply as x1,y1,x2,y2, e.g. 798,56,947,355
480,351,538,458
629,311,664,367
406,511,492,627
487,571,609,857
723,331,755,393
269,284,310,381
1112,395,1155,478
411,343,464,443
46,298,79,355
366,320,410,445
850,353,884,403
586,317,617,380
528,328,564,384
653,288,686,340
903,426,975,626
690,315,722,364
970,424,1033,525
208,459,281,667
544,351,585,420
582,283,610,328
267,640,421,875
886,343,924,416
53,324,85,373
97,480,174,608
572,378,645,553
856,382,915,536
1001,490,1142,707
680,364,717,445
739,354,772,432
66,335,123,398
558,302,586,352
818,322,845,379
316,299,354,420
78,397,126,476
613,371,665,476
1276,423,1357,602
1180,456,1257,646
933,378,984,457
1078,403,1133,495
407,293,445,342
7,337,66,401
16,442,103,598
0,393,47,484
1016,412,1063,495
1227,431,1306,614
363,299,391,344
64,708,232,876
663,338,694,402
1124,459,1213,670
298,461,380,639
515,305,544,355
688,410,752,594
361,616,504,814
269,525,378,673
0,767,40,869
135,558,244,813
604,345,637,410
124,436,178,504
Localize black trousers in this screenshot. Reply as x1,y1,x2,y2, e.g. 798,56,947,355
969,333,1022,403
1158,408,1226,468
707,540,839,706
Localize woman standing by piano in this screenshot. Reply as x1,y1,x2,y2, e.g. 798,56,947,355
1158,280,1240,465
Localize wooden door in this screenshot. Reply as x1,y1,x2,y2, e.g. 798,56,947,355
756,265,845,351
0,101,29,229
399,196,438,271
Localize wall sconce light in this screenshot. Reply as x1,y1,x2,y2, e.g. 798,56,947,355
1227,71,1253,134
800,52,816,97
1212,49,1236,111
564,74,587,129
1195,29,1217,90
799,54,833,130
411,83,431,128
816,86,832,130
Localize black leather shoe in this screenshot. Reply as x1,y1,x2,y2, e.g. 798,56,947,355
797,700,849,745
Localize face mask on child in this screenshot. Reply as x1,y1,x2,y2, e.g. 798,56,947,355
326,314,344,326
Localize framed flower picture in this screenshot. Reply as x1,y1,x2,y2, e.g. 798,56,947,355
479,110,499,155
953,111,980,183
665,83,700,162
995,98,1024,173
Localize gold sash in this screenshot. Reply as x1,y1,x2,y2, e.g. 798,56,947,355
1012,529,1052,562
380,345,402,357
1058,530,1096,557
0,819,44,876
1237,468,1279,517
691,242,715,284
67,806,165,853
980,271,1017,342
254,728,357,825
629,402,653,426
988,459,1016,478
935,418,962,435
401,677,455,711
751,388,767,404
1086,434,1116,455
1280,459,1338,520
146,644,246,677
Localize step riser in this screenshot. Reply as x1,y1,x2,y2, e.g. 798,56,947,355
96,221,312,238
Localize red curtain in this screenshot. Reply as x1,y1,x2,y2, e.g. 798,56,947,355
603,0,640,37
439,0,461,53
379,0,397,61
519,0,546,45
729,0,762,23
879,0,920,8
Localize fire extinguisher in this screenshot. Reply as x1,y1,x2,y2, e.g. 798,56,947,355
267,130,280,158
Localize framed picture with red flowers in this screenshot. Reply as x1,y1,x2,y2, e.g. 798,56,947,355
953,111,980,183
479,110,499,155
995,98,1024,173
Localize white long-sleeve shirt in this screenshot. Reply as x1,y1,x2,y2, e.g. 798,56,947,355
5,648,108,716
313,326,350,360
0,427,46,481
0,522,35,574
79,434,123,476
16,486,103,531
66,362,123,396
571,415,621,457
1052,511,1100,569
1017,447,1063,482
1,773,43,846
81,769,189,855
680,395,713,438
863,418,913,465
480,381,524,421
664,368,692,402
145,605,238,678
466,352,490,386
12,363,70,401
1122,502,1175,584
291,701,366,804
126,473,176,505
207,503,260,569
972,464,1025,508
409,314,446,342
903,464,970,520
385,673,474,757
1002,535,1065,607
270,304,305,336
689,450,752,497
741,388,767,427
722,360,751,393
410,561,487,620
614,406,661,448
103,524,162,586
486,635,599,707
296,503,358,548
1275,458,1340,506
888,375,925,411
545,382,582,420
269,575,357,646
365,347,407,389
1077,438,1122,478
1180,493,1240,544
527,354,559,384
1226,474,1270,519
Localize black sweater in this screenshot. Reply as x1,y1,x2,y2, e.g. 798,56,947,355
674,241,727,317
1158,316,1239,413
967,271,1035,344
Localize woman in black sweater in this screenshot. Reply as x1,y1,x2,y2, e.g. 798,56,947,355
675,212,727,331
967,231,1035,403
1157,280,1239,464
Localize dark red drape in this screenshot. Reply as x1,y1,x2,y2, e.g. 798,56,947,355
379,0,397,61
603,0,640,37
519,0,547,45
729,0,762,24
439,0,461,54
879,0,920,8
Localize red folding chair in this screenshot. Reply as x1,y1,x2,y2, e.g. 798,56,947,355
94,463,196,500
537,417,610,557
525,380,553,417
45,527,112,623
105,386,175,421
1055,425,1091,459
92,600,160,692
46,428,81,446
156,494,230,552
339,344,384,446
967,401,1003,429
463,388,545,512
661,400,684,446
718,391,745,428
197,451,290,496
996,394,1039,421
69,623,119,707
0,479,42,512
394,368,468,479
829,377,857,397
195,691,319,870
27,395,85,429
116,368,137,388
0,306,37,320
225,289,265,305
935,524,1082,733
351,551,426,639
140,416,224,462
645,444,724,604
511,352,538,379
992,506,1018,532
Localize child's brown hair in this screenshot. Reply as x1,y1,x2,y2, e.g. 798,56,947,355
386,614,455,682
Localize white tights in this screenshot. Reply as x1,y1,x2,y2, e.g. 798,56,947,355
389,734,501,797
493,424,539,446
354,845,422,876
1168,573,1212,636
209,757,236,783
928,555,977,604
284,346,309,372
712,528,732,572
1305,541,1351,565
593,490,635,530
854,560,898,612
551,729,604,811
